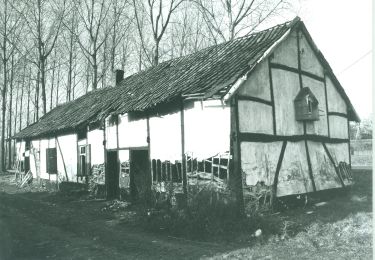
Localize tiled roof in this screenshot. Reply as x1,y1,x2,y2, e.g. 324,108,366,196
13,17,358,139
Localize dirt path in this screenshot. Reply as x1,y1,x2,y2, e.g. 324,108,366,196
0,176,232,260
0,170,372,260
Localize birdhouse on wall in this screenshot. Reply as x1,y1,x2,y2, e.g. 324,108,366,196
294,87,319,121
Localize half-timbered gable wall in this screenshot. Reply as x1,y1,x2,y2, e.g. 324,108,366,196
237,27,351,202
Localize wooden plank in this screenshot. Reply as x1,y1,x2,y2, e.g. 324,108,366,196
237,95,272,106
272,141,287,200
324,74,331,137
239,132,349,143
327,112,348,118
268,57,277,135
269,63,325,82
304,140,316,192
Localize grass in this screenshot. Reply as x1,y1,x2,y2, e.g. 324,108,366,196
207,169,372,259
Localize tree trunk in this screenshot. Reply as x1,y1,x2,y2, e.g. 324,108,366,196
1,60,7,171
19,66,25,131
56,63,60,106
35,68,40,122
93,55,98,90
26,69,31,126
40,57,47,115
7,55,14,169
50,53,56,110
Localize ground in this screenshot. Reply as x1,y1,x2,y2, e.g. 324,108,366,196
0,169,372,260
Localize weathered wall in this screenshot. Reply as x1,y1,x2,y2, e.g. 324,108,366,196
236,27,352,203
150,110,181,161
118,114,148,149
272,69,304,135
277,141,313,196
326,77,349,139
241,141,283,187
56,134,78,181
184,100,230,160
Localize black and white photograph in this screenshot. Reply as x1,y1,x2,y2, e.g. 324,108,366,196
0,0,372,259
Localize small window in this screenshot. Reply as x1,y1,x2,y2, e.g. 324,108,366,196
78,144,91,176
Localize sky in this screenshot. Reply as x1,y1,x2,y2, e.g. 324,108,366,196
295,0,372,120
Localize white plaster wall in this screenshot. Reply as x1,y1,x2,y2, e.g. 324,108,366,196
56,134,77,181
272,69,304,136
15,141,25,161
329,116,349,139
303,76,329,136
150,110,181,161
30,140,40,179
277,141,313,196
88,129,104,165
271,30,298,68
326,77,347,114
39,139,49,179
241,141,283,186
118,114,148,148
237,61,271,100
238,101,273,134
184,100,230,160
299,33,324,77
308,141,341,191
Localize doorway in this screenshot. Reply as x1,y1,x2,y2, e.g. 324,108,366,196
129,149,151,203
106,150,119,199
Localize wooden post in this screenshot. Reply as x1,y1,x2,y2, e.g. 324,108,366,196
229,95,245,217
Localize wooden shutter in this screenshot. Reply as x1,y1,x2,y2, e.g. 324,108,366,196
46,148,57,174
86,144,91,175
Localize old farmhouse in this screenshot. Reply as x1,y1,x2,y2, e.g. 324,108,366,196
13,17,359,211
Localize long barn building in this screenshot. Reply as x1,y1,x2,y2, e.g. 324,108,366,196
13,17,359,210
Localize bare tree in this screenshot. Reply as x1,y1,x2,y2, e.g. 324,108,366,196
14,0,66,119
0,0,23,171
72,0,114,91
133,0,184,66
195,0,290,42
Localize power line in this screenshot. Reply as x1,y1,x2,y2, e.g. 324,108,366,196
338,50,372,75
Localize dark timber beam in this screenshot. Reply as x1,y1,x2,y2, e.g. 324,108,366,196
269,63,325,83
304,140,317,192
268,57,277,135
239,132,349,144
323,74,331,137
230,95,245,216
327,112,348,118
237,95,272,106
272,141,287,205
